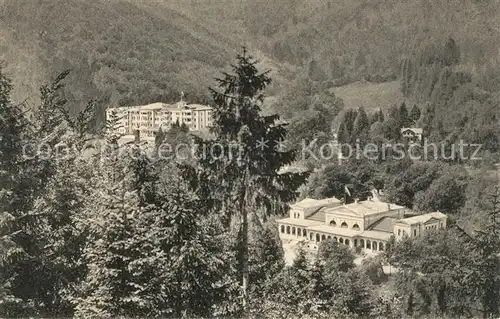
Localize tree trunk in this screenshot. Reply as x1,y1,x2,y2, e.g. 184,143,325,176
241,203,249,314
239,164,250,315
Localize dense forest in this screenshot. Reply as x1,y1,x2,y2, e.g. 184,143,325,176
1,0,500,317
1,49,500,318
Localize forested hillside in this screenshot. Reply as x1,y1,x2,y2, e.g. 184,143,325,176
0,0,239,120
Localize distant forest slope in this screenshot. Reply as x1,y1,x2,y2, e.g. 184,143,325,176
0,0,241,121
163,0,500,84
1,0,500,134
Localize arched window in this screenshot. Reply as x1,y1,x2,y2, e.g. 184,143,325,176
280,225,285,233
297,228,301,236
373,242,378,250
360,239,365,247
354,239,358,247
321,234,326,241
352,224,360,230
345,239,350,246
286,226,290,234
327,236,332,240
333,236,338,242
292,227,296,235
379,242,384,251
329,220,337,227
303,229,307,237
310,233,313,240
366,240,371,249
339,238,344,244
316,234,320,242
341,222,348,228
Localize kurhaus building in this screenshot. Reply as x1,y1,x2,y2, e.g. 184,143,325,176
277,192,447,252
106,97,213,138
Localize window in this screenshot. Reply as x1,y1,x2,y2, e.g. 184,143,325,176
316,234,320,242
329,220,337,227
398,229,401,236
352,224,360,230
303,229,307,237
366,240,371,249
345,239,350,246
297,228,301,236
286,226,290,234
321,234,326,241
292,227,296,235
413,229,417,237
341,222,348,228
379,243,384,251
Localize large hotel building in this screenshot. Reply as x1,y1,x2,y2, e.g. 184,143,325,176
278,191,447,254
106,97,213,138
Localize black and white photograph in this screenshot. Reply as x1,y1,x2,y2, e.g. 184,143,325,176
1,0,500,318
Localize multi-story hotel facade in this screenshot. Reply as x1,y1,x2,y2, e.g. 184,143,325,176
106,98,213,138
277,192,447,253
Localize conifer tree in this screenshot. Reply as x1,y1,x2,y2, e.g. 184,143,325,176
456,183,500,317
399,101,409,127
0,66,31,316
410,104,421,124
183,48,308,313
337,122,350,145
352,106,369,142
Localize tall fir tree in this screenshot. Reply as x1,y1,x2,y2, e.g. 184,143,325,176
456,182,500,317
399,101,409,127
410,104,421,125
352,106,369,142
183,48,308,314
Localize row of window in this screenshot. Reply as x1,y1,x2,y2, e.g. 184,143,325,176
279,225,387,251
281,225,308,237
329,220,360,230
397,223,443,237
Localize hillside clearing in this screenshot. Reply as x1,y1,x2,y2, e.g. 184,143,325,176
331,80,404,111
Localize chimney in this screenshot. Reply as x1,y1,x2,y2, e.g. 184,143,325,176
134,129,140,143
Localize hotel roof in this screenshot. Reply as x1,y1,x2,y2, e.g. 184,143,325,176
276,218,323,227
396,212,447,225
401,127,423,134
307,225,360,237
108,102,212,112
359,230,393,241
292,197,342,209
368,216,397,233
324,200,405,217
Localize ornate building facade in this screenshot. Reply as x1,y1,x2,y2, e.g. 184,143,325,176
277,192,447,253
106,98,213,138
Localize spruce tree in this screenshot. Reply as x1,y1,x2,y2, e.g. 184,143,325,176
456,183,500,317
352,106,369,142
410,104,421,125
183,48,308,313
399,101,409,127
337,122,350,145
0,66,31,316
